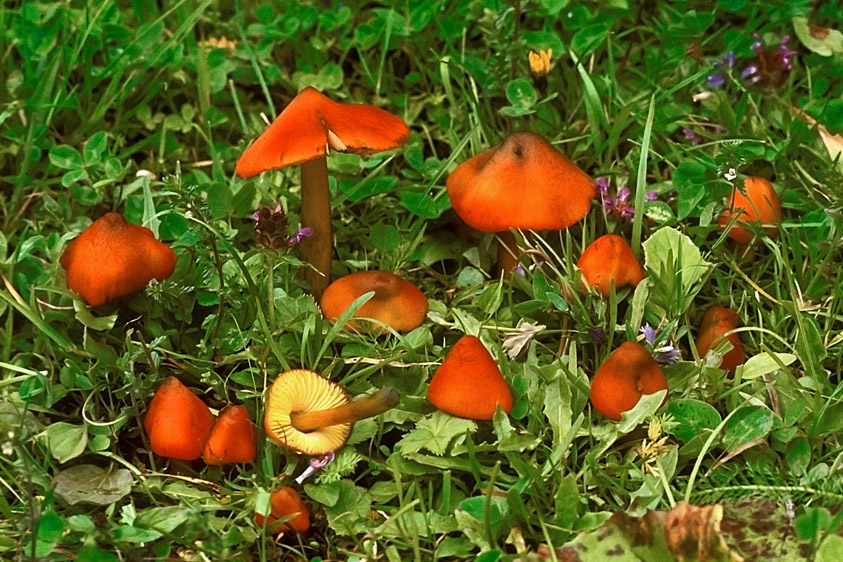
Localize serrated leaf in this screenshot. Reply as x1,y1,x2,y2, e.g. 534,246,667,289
397,411,477,455
52,464,133,506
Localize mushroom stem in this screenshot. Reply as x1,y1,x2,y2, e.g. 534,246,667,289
299,156,332,299
496,230,521,278
290,386,399,432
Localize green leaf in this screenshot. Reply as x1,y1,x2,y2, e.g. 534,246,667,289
52,464,133,506
397,411,477,455
737,352,796,380
793,17,843,57
34,510,65,557
618,390,667,433
667,399,721,442
543,370,573,444
134,506,191,534
817,535,843,562
49,145,83,169
73,300,118,331
45,422,88,463
504,78,537,108
722,406,775,451
83,131,108,163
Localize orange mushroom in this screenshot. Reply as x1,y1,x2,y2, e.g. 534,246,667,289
60,212,177,306
428,335,512,420
446,131,595,274
590,341,668,421
202,404,258,465
320,270,428,333
254,486,310,534
717,176,782,244
236,87,410,298
577,234,645,297
144,377,215,461
696,305,745,375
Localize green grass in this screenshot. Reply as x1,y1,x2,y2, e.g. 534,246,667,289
2,1,843,560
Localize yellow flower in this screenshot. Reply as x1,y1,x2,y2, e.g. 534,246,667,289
528,49,553,78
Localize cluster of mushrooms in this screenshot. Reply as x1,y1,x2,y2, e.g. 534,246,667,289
59,86,780,535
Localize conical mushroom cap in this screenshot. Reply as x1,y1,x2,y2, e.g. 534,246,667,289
717,176,782,244
590,341,667,421
60,213,177,306
144,376,215,460
696,305,745,375
236,87,410,178
202,404,257,465
264,369,352,455
577,234,645,297
446,131,595,232
320,271,428,333
428,335,512,420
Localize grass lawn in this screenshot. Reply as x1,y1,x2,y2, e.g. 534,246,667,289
2,1,843,560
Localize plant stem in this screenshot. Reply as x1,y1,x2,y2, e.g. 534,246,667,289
291,387,399,432
300,156,332,299
496,230,520,277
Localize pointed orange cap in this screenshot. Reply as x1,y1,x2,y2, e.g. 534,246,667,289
60,213,177,306
446,131,595,232
696,305,745,375
590,341,668,421
577,234,645,297
717,176,782,244
144,377,215,460
202,404,258,465
428,335,512,420
320,271,428,333
236,87,410,178
254,487,311,534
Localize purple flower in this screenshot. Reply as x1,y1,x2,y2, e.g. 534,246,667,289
682,128,703,146
295,451,335,484
654,346,682,365
640,324,656,345
596,178,637,223
706,73,726,88
743,32,798,89
645,191,659,202
705,51,735,88
287,227,313,247
589,326,606,344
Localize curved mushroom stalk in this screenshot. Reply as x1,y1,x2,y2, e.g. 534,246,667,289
291,386,399,432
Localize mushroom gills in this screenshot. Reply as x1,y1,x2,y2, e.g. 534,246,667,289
290,386,399,432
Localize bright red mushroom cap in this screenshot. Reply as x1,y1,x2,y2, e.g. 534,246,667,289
590,341,667,421
427,335,512,420
577,234,645,297
143,377,215,461
60,213,177,306
254,486,311,534
717,176,782,244
235,87,410,178
445,131,595,233
202,404,258,465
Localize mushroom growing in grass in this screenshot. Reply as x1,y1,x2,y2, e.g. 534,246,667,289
696,305,745,375
577,234,645,297
254,487,310,534
61,212,177,306
446,131,595,275
428,335,512,420
236,87,410,298
144,377,215,461
590,341,668,421
202,404,258,465
320,270,428,333
264,369,399,456
718,176,782,244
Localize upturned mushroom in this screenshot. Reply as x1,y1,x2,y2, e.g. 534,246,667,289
320,270,428,333
590,341,668,421
577,234,645,297
144,377,215,461
446,131,595,274
427,335,512,420
718,176,782,244
202,404,258,465
264,369,399,456
254,486,310,534
236,87,410,298
696,305,745,375
60,212,177,306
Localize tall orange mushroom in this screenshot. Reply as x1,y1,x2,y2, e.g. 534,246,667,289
144,377,215,461
427,335,512,420
60,213,177,306
577,234,645,297
320,270,428,333
717,176,782,244
446,131,595,274
696,305,745,375
236,87,410,298
590,341,667,421
202,404,258,465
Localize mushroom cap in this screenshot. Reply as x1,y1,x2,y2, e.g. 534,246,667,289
60,213,177,306
320,271,428,333
236,87,410,178
717,176,782,244
577,234,645,297
202,404,258,465
696,305,745,375
445,131,595,233
144,376,215,461
590,341,668,421
254,486,311,534
264,369,352,455
427,335,513,420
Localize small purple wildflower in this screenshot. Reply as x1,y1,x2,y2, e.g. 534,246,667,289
589,326,606,344
682,128,703,146
640,324,656,345
287,227,313,247
705,51,735,88
639,323,682,365
742,33,798,88
253,204,312,250
645,191,659,202
295,451,335,484
596,178,636,223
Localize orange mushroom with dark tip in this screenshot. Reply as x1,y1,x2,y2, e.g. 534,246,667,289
590,341,668,421
202,404,258,465
696,305,745,375
236,87,410,298
446,131,595,274
717,176,782,244
320,270,428,333
144,377,215,461
427,335,512,420
254,487,310,534
60,212,177,306
577,234,645,297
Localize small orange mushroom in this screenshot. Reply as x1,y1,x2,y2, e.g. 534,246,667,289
254,487,310,534
590,341,668,421
427,335,512,420
60,212,177,306
202,404,258,465
144,377,215,461
696,305,745,375
320,271,428,333
717,176,782,244
577,234,645,297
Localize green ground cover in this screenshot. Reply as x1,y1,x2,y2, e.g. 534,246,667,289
1,1,843,560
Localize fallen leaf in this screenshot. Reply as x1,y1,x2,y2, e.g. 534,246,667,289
53,464,133,506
